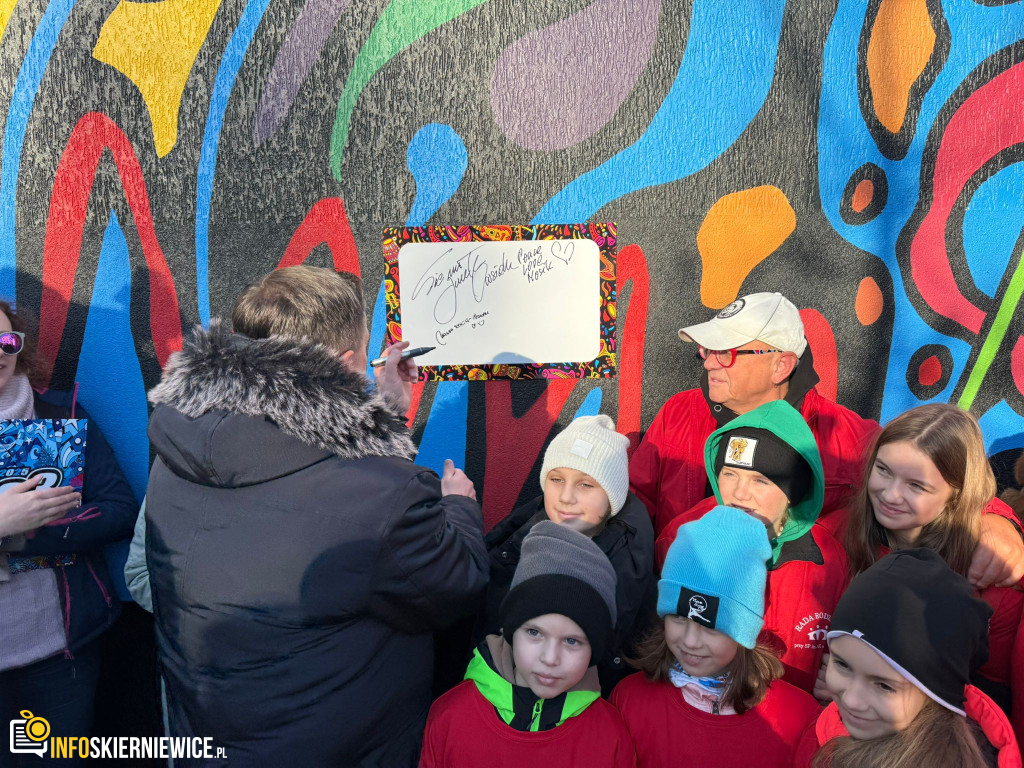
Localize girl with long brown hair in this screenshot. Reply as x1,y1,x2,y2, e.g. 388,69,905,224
843,403,1023,750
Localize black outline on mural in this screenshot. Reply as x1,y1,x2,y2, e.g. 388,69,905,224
839,162,888,226
856,0,951,161
905,343,954,400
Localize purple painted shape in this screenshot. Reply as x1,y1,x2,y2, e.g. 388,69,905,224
254,0,353,147
490,0,663,151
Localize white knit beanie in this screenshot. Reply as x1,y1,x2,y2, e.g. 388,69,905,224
539,415,629,515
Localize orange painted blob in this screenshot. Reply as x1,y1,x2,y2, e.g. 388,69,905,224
867,0,936,134
855,276,884,325
851,179,874,213
697,186,796,309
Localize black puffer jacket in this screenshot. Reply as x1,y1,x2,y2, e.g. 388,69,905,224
145,323,488,767
481,492,656,695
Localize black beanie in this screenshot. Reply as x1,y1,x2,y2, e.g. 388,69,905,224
499,521,617,663
828,548,992,715
714,426,812,505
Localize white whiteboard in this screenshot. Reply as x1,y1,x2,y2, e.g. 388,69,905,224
398,238,601,367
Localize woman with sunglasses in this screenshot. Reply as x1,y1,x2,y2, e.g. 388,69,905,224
0,300,136,767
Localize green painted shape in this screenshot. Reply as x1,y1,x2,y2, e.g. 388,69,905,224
329,0,489,180
958,248,1024,410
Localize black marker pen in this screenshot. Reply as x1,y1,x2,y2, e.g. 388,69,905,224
369,346,436,368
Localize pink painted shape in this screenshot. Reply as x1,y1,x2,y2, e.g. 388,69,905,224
909,60,1024,335
799,308,838,403
1012,335,1024,397
490,0,663,151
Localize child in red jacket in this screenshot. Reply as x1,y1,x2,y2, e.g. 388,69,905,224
795,548,1020,767
421,522,635,767
654,399,848,696
612,505,820,768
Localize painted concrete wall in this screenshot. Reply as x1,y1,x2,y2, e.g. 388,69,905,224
2,0,1024,534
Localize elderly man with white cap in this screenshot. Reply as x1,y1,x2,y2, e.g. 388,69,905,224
630,292,1024,588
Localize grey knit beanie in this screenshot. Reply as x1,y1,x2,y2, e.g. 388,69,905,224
499,520,618,662
539,414,629,515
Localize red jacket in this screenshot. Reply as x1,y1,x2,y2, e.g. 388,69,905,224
420,679,637,767
656,497,848,694
792,687,1021,767
611,672,821,768
629,387,879,537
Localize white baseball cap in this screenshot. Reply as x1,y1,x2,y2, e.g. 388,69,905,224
678,292,807,357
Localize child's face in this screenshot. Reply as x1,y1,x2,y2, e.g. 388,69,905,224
512,613,592,699
867,441,953,548
826,635,928,739
664,615,739,678
544,468,611,529
717,466,789,538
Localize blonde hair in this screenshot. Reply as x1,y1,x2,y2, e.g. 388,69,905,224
846,403,991,578
813,697,993,768
629,619,783,714
232,266,366,353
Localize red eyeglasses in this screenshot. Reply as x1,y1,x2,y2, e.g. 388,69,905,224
0,331,25,355
697,346,782,368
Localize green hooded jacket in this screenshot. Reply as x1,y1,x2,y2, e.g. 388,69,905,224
464,635,601,732
703,399,825,566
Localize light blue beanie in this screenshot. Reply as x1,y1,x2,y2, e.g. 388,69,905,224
657,505,771,649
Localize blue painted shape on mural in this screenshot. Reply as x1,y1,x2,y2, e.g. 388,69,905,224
979,400,1024,456
571,387,603,420
75,213,148,601
0,0,76,300
962,163,1024,299
368,123,472,470
534,0,786,223
817,0,1024,430
195,0,274,328
414,381,468,474
365,123,469,376
407,123,468,227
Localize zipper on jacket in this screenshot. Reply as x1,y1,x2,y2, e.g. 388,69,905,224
530,699,543,731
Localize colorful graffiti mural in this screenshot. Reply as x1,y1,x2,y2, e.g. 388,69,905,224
1,0,1024,536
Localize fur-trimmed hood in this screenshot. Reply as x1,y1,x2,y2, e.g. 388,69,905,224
148,322,416,485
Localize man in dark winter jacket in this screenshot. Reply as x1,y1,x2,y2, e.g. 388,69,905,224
629,291,1024,588
144,266,488,767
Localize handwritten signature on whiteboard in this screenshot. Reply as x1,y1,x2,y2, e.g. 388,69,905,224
410,241,575,325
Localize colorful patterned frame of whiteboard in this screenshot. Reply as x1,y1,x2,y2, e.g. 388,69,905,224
383,223,617,381
0,419,87,492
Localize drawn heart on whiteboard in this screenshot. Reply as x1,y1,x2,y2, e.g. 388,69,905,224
551,241,574,265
